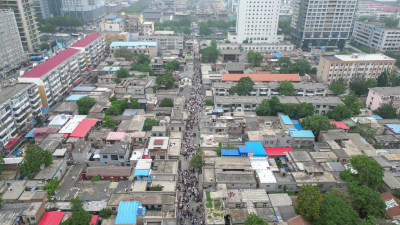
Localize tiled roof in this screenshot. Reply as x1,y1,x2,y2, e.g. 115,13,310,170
330,121,349,130
21,48,80,78
221,73,300,82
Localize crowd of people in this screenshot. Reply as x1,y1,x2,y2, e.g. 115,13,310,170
178,51,205,225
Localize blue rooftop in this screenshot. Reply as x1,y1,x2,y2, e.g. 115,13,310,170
65,94,87,102
107,15,117,20
289,129,315,138
25,128,37,138
385,124,400,134
245,142,266,157
280,115,292,125
293,124,303,130
110,42,157,47
134,169,150,176
102,66,120,72
221,149,240,156
371,115,383,119
212,109,224,113
360,137,369,145
123,109,145,116
272,52,283,58
115,201,145,224
238,146,255,154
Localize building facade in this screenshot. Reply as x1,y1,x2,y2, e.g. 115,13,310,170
291,0,357,49
366,87,400,114
352,21,400,52
235,0,282,43
137,35,183,52
109,42,157,57
61,0,105,22
0,83,42,148
70,33,106,68
317,54,396,85
1,0,41,52
218,41,295,52
0,9,25,74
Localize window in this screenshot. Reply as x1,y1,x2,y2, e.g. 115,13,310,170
112,207,116,210
119,155,124,159
103,155,108,159
111,155,118,160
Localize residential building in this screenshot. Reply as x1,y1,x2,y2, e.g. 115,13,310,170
124,14,143,33
70,33,106,69
103,32,129,46
137,35,183,52
142,8,163,22
219,40,295,52
61,0,105,22
109,42,157,57
148,137,169,159
352,21,400,52
0,83,41,148
37,0,62,18
291,0,357,49
18,48,83,108
366,87,400,114
99,142,131,166
142,21,154,35
235,0,282,43
0,0,40,52
357,1,400,21
100,15,125,32
317,54,395,85
0,9,25,74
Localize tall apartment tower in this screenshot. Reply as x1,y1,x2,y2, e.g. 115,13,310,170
0,9,25,73
0,0,40,53
235,0,282,43
291,0,357,50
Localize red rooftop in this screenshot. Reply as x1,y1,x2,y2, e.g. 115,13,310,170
71,33,102,48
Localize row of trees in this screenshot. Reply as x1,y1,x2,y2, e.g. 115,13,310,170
37,16,83,33
255,96,315,119
247,51,264,67
201,39,220,63
296,155,386,224
105,97,142,116
118,0,150,13
155,17,192,34
277,57,316,75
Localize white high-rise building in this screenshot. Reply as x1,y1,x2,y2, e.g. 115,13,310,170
235,0,282,43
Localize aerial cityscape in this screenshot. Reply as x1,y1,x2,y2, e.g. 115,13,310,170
1,0,400,224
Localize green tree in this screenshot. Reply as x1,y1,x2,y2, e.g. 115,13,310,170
105,99,129,116
296,185,323,222
373,104,398,119
130,98,141,109
143,118,159,131
382,17,399,28
113,78,122,84
19,145,53,179
314,193,360,225
348,183,387,219
349,75,376,96
99,208,113,219
244,213,268,225
269,96,282,116
277,57,292,67
183,27,192,34
114,48,135,61
160,98,173,107
350,155,384,190
155,75,175,90
350,124,376,140
102,116,117,129
327,187,353,206
366,78,377,89
190,154,203,170
229,77,255,96
394,189,400,199
282,102,315,120
327,104,354,121
276,81,295,96
205,99,214,106
70,197,83,212
255,99,272,116
377,70,390,87
302,115,332,138
44,179,59,199
344,92,364,115
199,24,212,36
116,68,130,78
329,78,346,95
62,208,91,225
40,43,51,51
119,0,151,13
0,156,4,176
247,50,264,67
215,145,222,157
91,174,101,182
278,20,291,35
76,96,96,115
163,60,180,71
201,46,220,63
293,59,313,75
340,170,358,183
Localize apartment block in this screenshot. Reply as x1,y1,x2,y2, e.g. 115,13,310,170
366,87,400,114
109,42,157,57
137,35,183,51
1,0,41,52
142,21,154,36
18,48,83,108
291,0,357,49
100,15,125,32
0,83,42,148
61,0,105,22
0,9,25,74
235,0,282,43
218,41,295,53
103,32,129,46
352,21,400,52
317,54,395,85
70,33,106,69
124,14,143,33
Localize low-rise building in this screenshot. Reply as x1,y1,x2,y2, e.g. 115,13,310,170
99,142,131,166
137,35,184,52
148,137,170,159
366,87,400,114
218,42,295,53
109,42,157,57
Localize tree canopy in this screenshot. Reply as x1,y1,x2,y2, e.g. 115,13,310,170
201,46,220,63
302,115,332,138
276,81,295,96
105,99,129,116
40,43,51,51
382,17,399,28
62,197,91,225
19,145,53,179
377,70,400,87
349,155,384,190
247,51,264,67
373,104,398,119
155,74,175,91
154,17,191,34
116,68,131,78
314,193,360,225
76,96,96,115
296,185,323,222
99,208,113,219
278,20,291,35
279,59,314,75
282,102,315,120
349,75,377,96
229,77,255,96
244,213,268,225
343,92,364,115
199,24,212,36
118,0,150,13
326,104,354,121
348,183,387,219
143,118,159,131
160,98,173,107
44,179,59,200
190,154,203,170
115,48,135,61
102,115,117,129
205,99,214,106
0,156,4,176
163,60,180,72
329,78,346,95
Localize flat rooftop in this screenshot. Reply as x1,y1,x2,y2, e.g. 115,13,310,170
334,53,395,62
0,83,31,105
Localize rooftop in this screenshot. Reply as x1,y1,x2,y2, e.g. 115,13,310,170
222,73,300,82
110,42,157,47
370,87,400,96
0,83,32,105
38,211,65,225
87,167,132,177
21,48,80,78
334,53,394,62
71,33,102,48
69,119,97,138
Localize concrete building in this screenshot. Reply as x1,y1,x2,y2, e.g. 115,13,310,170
142,21,154,36
366,87,400,114
109,42,157,57
291,0,357,49
352,21,400,52
235,0,282,43
38,0,62,18
317,54,396,85
103,32,129,46
100,15,125,32
137,35,183,52
18,48,83,108
1,0,40,53
124,14,143,33
99,142,131,166
0,9,25,74
70,33,106,69
61,0,105,22
0,83,41,148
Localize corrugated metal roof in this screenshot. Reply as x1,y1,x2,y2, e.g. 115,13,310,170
221,149,240,156
106,132,126,141
330,121,349,130
280,115,293,125
245,142,266,157
386,124,400,135
38,211,65,225
65,94,87,102
134,169,150,176
264,147,293,156
289,129,315,138
115,201,144,224
69,119,97,138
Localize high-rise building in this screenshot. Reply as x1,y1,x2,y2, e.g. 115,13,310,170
62,0,105,22
1,0,41,53
291,0,357,50
0,9,25,74
235,0,282,43
34,0,62,18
